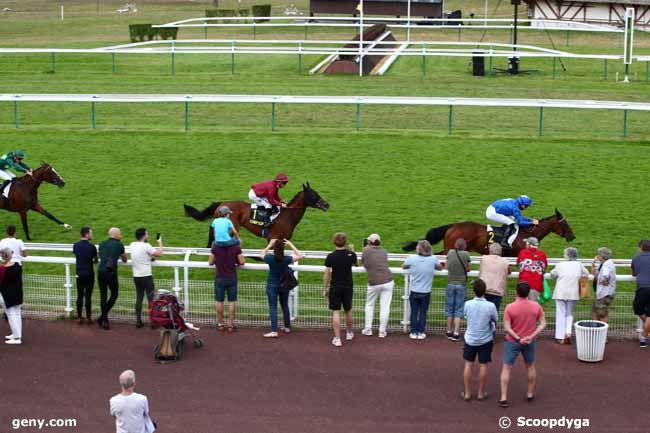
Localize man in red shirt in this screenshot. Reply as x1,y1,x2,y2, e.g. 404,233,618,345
516,237,548,302
248,173,289,232
498,282,546,408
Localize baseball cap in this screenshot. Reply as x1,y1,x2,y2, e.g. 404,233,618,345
367,233,381,243
524,237,539,246
219,206,232,216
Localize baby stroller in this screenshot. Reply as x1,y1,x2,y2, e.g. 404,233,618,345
151,289,203,362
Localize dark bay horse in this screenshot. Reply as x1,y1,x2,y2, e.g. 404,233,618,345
403,209,575,256
0,162,71,240
184,183,330,246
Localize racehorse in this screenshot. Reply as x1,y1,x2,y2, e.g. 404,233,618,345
0,162,71,240
184,183,330,247
402,209,575,257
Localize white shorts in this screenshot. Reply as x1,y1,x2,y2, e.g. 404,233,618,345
248,189,271,209
485,205,516,226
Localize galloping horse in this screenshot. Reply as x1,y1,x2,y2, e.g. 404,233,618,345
0,162,71,240
403,209,575,256
184,183,330,247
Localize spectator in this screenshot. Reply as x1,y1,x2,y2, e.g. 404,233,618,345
631,239,650,348
323,232,358,347
211,206,240,247
72,226,98,325
479,243,511,312
209,230,245,332
591,247,616,324
445,238,471,341
549,247,589,344
361,233,393,338
516,237,547,302
129,228,163,328
97,228,127,330
462,279,497,401
498,282,546,408
402,240,442,340
260,239,302,338
109,370,156,433
0,248,22,345
0,224,26,274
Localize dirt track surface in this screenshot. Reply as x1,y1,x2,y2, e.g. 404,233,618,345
0,319,646,433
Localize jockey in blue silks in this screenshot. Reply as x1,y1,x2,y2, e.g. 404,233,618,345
485,195,539,247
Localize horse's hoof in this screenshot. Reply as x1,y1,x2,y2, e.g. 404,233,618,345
63,224,72,230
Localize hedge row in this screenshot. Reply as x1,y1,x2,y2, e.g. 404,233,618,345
128,24,178,42
206,5,269,22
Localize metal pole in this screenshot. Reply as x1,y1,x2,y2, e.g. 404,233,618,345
184,100,189,131
183,251,190,315
13,100,19,129
604,59,608,80
565,29,570,46
359,0,364,77
552,57,557,79
173,267,180,291
646,61,649,82
291,263,299,320
231,41,235,74
538,106,544,136
402,274,410,334
271,102,276,131
64,264,73,317
407,0,411,42
112,52,116,73
448,105,453,135
458,26,461,42
623,109,628,137
253,22,256,39
304,24,308,40
204,20,208,39
421,45,426,76
355,103,361,131
484,0,488,26
298,42,302,74
51,52,56,73
91,101,96,129
489,50,493,77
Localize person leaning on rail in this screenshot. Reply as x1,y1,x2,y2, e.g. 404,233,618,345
478,243,511,313
361,233,394,339
631,240,650,349
591,247,616,325
129,228,164,328
0,248,24,345
96,228,127,330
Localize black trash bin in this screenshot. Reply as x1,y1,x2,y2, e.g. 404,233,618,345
472,51,485,76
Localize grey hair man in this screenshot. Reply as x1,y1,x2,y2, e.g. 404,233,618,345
592,247,616,323
109,370,156,433
97,228,128,330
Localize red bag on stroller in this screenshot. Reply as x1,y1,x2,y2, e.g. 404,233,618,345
150,293,188,332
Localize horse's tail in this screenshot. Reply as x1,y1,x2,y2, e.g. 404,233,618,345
402,224,452,251
183,202,221,221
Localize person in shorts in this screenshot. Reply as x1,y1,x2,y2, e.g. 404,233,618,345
591,247,616,324
461,278,497,401
323,232,358,348
498,282,546,408
208,236,245,332
445,238,471,341
631,240,650,348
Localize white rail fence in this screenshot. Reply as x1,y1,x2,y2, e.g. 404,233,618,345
18,244,642,338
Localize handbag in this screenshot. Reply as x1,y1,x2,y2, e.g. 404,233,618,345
278,267,298,294
579,276,591,299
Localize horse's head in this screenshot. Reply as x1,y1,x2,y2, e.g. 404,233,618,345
552,208,575,242
34,162,65,188
302,182,329,211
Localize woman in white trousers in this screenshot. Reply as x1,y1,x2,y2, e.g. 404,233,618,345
550,247,589,344
361,234,394,338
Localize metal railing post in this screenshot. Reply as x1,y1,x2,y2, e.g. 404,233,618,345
623,109,628,137
171,42,176,76
64,264,73,317
402,273,410,334
290,261,299,320
604,59,608,80
184,99,189,131
91,101,96,129
552,57,557,79
183,251,191,316
355,102,361,131
173,266,180,291
112,52,116,73
231,40,235,74
448,105,453,135
421,45,426,76
538,106,544,136
271,101,276,131
298,42,302,74
51,52,56,73
13,99,19,129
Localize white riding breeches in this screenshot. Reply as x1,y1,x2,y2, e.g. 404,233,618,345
485,205,516,225
0,170,15,181
248,189,271,209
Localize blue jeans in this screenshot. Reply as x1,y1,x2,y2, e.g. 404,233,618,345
409,292,430,334
485,294,503,312
444,283,466,318
267,285,291,332
213,238,240,247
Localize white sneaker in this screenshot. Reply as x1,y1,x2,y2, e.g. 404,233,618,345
346,331,354,341
332,337,342,347
417,333,427,340
409,333,419,339
5,334,15,340
263,331,278,338
378,331,387,338
5,338,21,345
361,328,373,336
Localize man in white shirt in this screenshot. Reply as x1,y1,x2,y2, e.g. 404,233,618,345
110,370,156,433
129,228,163,328
0,224,26,271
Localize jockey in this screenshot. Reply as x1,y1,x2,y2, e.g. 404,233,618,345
248,173,289,224
0,149,32,198
485,195,539,247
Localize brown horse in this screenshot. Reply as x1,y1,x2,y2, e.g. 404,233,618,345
0,162,70,240
403,209,575,256
184,183,330,247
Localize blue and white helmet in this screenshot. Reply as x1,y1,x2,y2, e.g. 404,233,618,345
517,195,533,207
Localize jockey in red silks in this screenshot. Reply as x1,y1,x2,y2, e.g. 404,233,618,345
248,173,290,226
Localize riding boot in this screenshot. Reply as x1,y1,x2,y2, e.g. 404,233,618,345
500,224,514,248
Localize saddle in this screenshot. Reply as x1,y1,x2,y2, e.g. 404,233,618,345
249,205,270,226
486,224,513,247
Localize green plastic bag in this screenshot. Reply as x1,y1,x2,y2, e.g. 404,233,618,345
538,278,552,305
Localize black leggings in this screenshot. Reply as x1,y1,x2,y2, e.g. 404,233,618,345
98,271,119,321
75,274,94,319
